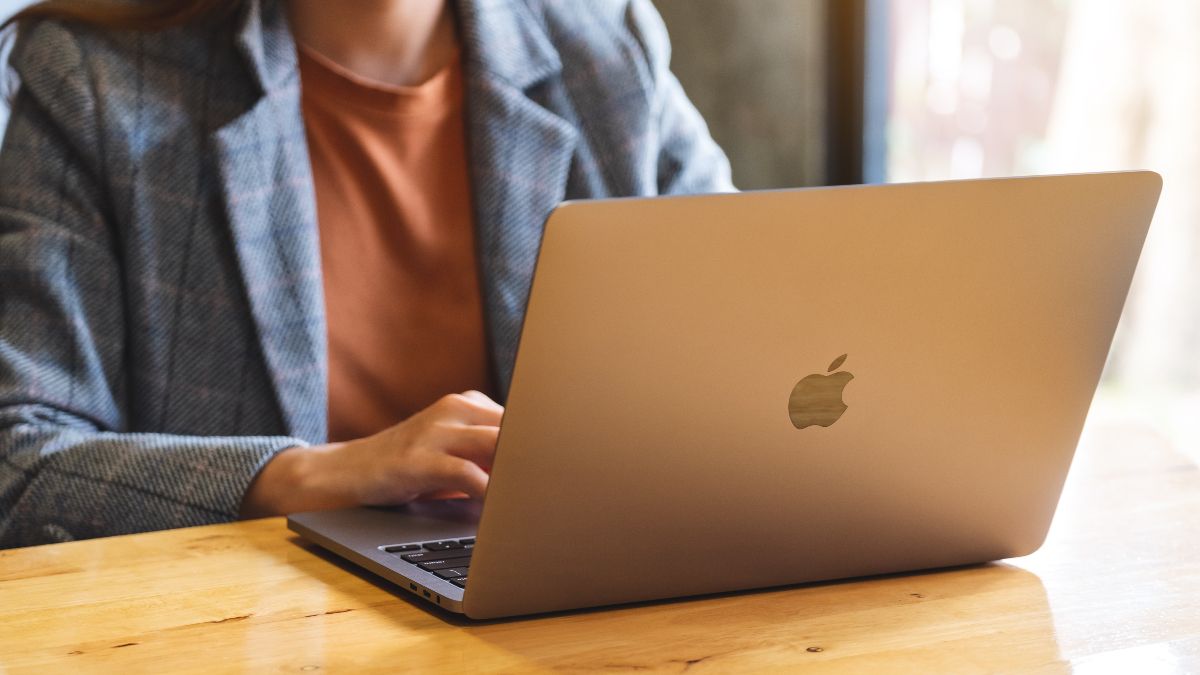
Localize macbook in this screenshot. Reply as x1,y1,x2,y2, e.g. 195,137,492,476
289,171,1162,619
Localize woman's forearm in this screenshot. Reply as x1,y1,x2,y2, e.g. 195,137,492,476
239,442,355,518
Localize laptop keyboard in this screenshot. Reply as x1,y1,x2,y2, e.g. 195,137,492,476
381,538,476,588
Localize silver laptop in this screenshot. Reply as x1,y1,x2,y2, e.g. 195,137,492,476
289,171,1161,619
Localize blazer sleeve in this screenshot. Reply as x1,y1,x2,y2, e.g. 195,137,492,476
626,0,736,195
0,23,304,549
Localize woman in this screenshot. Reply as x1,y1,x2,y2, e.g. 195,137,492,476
0,0,732,548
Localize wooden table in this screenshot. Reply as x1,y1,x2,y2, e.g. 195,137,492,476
2,418,1198,674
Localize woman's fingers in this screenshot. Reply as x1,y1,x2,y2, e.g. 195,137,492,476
433,456,490,500
351,393,505,505
436,424,500,466
434,392,504,426
461,389,503,411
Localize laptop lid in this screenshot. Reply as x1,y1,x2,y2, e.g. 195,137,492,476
461,171,1161,618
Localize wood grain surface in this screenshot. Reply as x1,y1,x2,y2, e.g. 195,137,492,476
1,417,1197,674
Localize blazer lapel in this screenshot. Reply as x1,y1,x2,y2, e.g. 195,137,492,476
210,0,576,436
457,0,579,397
213,0,327,443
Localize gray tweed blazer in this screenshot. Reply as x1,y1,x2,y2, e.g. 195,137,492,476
0,0,732,547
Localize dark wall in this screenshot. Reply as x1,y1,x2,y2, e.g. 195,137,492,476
653,0,830,189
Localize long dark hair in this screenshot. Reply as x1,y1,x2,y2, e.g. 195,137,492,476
1,0,242,34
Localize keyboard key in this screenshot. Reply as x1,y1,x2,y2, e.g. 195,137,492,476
423,540,464,551
458,538,475,546
401,548,472,563
382,544,420,553
434,567,468,579
450,578,467,588
419,556,473,571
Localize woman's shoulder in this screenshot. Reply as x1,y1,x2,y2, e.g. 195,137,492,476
9,11,248,123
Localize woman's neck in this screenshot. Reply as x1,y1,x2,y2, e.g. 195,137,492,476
286,0,457,87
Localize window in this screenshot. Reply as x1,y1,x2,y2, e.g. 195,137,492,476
882,0,1200,463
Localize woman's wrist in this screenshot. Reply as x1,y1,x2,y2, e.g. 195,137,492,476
240,442,355,518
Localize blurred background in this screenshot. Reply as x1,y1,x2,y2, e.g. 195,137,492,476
1,0,1195,461
659,0,1200,465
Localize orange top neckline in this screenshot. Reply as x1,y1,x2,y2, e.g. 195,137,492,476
297,44,464,116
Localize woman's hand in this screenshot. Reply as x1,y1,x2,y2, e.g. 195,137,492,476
240,391,503,518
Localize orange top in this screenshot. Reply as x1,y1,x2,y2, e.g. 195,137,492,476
299,45,493,442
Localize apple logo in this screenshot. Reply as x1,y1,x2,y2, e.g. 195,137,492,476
788,354,854,429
